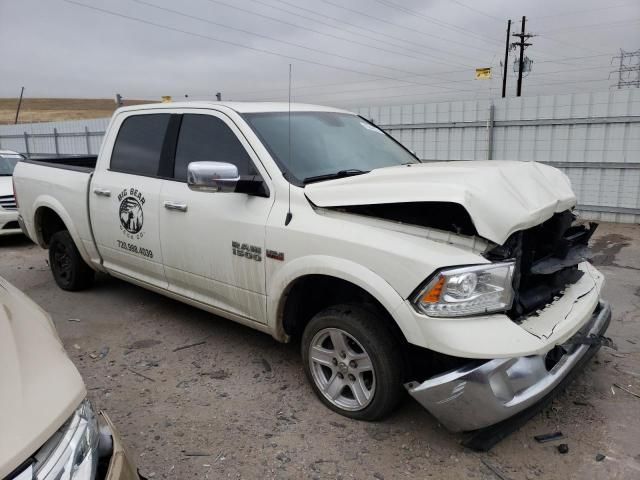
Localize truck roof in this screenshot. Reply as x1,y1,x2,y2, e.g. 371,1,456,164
117,101,353,114
114,101,353,115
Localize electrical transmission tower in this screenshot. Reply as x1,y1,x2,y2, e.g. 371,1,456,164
612,49,640,88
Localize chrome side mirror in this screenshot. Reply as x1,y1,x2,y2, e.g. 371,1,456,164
187,161,240,192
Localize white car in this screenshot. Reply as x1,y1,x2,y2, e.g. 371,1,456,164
12,102,610,443
0,150,23,236
0,276,140,479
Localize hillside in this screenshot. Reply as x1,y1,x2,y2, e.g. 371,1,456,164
0,98,152,125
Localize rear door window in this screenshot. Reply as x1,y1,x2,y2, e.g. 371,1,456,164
111,114,171,176
173,114,255,182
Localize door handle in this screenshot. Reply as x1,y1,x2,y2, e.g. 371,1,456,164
93,188,111,197
164,201,188,212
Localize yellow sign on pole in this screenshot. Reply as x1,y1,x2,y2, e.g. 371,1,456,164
475,67,492,80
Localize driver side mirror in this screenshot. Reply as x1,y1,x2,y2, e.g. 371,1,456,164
187,161,239,193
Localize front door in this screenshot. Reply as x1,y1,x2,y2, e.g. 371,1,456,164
159,111,274,323
90,112,170,289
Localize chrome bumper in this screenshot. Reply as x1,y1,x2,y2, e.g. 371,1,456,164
405,301,612,432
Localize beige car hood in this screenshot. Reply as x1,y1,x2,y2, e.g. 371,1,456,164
305,160,576,245
0,278,85,478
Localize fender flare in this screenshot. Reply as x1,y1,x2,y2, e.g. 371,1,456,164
267,254,422,343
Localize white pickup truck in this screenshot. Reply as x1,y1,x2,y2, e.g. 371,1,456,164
13,102,610,440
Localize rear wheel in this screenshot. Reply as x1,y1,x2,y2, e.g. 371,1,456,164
49,230,95,291
301,304,405,421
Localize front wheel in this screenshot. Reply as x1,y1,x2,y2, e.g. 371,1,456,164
301,304,405,421
49,230,95,291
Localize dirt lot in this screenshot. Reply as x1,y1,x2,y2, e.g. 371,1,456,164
0,98,150,124
1,222,639,479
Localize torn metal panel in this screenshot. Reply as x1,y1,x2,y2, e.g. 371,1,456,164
304,160,577,245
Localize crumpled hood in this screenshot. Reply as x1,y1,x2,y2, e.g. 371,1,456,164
305,161,576,245
0,278,85,478
0,177,13,197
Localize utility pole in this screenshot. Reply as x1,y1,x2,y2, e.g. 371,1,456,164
512,16,533,97
14,86,24,124
502,19,511,98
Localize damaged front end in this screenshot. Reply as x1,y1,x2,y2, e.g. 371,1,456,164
401,209,612,441
405,300,611,437
486,210,598,320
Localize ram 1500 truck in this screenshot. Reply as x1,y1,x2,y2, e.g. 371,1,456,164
13,102,610,435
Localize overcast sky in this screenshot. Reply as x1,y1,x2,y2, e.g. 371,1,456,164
1,0,639,107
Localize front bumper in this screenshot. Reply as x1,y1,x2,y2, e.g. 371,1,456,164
99,412,141,480
405,300,611,432
0,209,20,236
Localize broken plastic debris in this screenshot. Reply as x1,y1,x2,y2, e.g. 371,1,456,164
534,431,565,443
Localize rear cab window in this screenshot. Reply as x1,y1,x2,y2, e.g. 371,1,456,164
110,114,171,176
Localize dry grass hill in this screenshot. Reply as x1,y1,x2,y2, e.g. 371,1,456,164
0,98,152,125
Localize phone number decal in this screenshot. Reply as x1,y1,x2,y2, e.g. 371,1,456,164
117,240,154,259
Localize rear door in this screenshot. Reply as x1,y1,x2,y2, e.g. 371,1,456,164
89,112,173,288
159,111,274,323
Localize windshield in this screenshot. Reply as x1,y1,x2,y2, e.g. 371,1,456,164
243,112,418,184
0,154,22,176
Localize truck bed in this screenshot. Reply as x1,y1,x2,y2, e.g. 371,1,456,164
23,155,98,173
13,158,101,268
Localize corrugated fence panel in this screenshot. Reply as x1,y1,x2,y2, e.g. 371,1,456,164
2,90,639,223
366,89,640,223
0,117,109,157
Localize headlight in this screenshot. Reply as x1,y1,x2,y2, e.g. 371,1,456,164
33,399,100,480
412,262,515,317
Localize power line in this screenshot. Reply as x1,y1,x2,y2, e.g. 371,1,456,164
225,53,616,98
202,0,475,68
368,0,503,46
62,0,466,88
612,49,640,89
532,2,639,19
512,16,534,96
250,0,500,60
448,0,504,23
322,0,502,51
539,17,640,34
247,64,615,102
129,0,471,86
331,78,613,107
535,35,609,57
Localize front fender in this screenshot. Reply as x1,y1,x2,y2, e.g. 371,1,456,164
267,255,424,343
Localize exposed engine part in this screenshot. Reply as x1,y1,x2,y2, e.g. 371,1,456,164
486,211,598,319
331,202,478,237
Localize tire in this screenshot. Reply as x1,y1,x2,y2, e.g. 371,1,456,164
301,304,405,421
48,230,95,291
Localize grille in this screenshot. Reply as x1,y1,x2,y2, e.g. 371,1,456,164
0,194,17,210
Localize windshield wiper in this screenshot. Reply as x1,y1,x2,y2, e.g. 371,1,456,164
303,169,369,184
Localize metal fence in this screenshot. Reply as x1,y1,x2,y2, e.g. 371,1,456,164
1,89,639,223
0,117,109,158
355,88,640,224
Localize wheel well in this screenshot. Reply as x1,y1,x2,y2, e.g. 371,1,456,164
35,207,67,247
280,275,407,345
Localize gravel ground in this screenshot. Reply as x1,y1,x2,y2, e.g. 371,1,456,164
1,222,639,480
